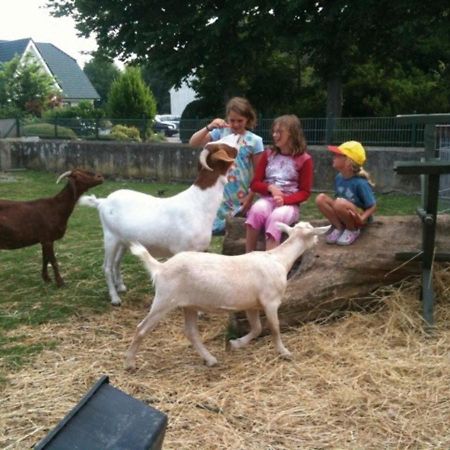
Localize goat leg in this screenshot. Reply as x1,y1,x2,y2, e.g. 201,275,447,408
263,301,292,359
124,300,173,370
42,242,64,287
183,307,218,366
113,244,127,293
229,309,263,349
41,243,51,283
103,237,123,305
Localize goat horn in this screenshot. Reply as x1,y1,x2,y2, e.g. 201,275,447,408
199,149,213,171
56,170,72,184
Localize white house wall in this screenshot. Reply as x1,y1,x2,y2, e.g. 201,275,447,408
169,81,197,116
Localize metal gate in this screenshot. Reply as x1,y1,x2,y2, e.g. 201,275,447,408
437,124,450,212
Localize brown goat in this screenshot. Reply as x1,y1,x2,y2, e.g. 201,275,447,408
0,169,104,286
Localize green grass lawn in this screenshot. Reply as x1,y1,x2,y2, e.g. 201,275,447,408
0,169,422,385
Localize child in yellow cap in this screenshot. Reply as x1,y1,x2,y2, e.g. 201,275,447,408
316,141,377,245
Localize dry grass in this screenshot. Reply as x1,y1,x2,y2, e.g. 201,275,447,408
1,266,450,450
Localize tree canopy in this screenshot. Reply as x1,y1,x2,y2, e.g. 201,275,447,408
83,53,121,107
47,0,450,117
0,54,60,117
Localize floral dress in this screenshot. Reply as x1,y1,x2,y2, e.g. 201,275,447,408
209,128,264,233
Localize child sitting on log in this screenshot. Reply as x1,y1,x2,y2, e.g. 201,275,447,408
316,140,377,246
245,114,313,251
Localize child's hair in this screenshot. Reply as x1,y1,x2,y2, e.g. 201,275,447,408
271,114,307,156
350,161,376,187
226,97,257,129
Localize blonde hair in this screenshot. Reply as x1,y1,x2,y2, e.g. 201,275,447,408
225,97,257,129
350,161,376,187
271,114,307,156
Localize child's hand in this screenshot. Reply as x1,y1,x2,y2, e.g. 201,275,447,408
268,185,284,207
207,118,230,130
349,210,364,228
268,185,283,198
273,195,284,207
239,195,253,214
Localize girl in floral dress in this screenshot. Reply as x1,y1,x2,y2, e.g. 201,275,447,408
189,97,264,234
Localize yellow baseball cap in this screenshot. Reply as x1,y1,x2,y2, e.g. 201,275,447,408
327,140,366,166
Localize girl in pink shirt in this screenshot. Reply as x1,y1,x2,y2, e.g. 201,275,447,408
245,115,313,251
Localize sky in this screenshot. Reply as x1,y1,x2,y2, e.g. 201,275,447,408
0,0,99,68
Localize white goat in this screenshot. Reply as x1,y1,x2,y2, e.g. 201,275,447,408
79,135,239,305
125,221,330,369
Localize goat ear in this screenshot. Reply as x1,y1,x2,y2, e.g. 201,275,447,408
276,222,293,235
210,147,235,162
311,225,332,236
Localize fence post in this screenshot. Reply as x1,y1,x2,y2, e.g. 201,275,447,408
411,123,417,147
54,117,58,139
16,117,21,138
95,118,99,140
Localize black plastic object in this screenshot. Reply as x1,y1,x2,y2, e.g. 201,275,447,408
34,375,167,450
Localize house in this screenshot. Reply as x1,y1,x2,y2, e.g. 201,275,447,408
169,79,197,116
0,38,100,106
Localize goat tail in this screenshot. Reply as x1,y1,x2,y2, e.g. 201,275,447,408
129,241,161,280
78,194,102,208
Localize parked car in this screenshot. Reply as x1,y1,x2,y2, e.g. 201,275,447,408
156,114,181,128
153,114,181,137
153,119,177,137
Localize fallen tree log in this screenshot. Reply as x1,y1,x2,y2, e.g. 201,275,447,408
222,215,450,330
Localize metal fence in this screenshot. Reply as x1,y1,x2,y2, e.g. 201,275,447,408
1,115,425,147
180,116,425,147
0,117,151,141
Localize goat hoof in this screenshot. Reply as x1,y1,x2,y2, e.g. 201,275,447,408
117,284,127,293
124,355,136,371
124,362,137,372
111,299,122,306
229,338,244,350
279,351,293,360
205,357,218,367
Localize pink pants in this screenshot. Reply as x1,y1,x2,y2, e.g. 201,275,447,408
245,197,300,242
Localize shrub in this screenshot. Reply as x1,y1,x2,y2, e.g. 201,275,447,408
21,122,77,139
110,124,141,142
107,67,157,123
146,132,166,143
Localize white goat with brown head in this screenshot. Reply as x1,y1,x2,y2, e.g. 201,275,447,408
125,221,330,369
79,134,240,305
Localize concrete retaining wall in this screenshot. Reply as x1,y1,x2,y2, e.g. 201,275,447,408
0,139,424,193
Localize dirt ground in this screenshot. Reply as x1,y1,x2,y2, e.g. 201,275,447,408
1,272,450,450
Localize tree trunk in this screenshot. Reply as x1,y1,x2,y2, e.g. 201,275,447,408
326,76,343,119
222,215,450,332
325,76,342,144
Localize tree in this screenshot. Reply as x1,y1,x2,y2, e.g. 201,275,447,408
47,0,450,118
83,53,121,107
343,61,450,117
0,54,60,116
141,63,171,114
47,0,295,115
107,66,157,121
280,0,450,118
